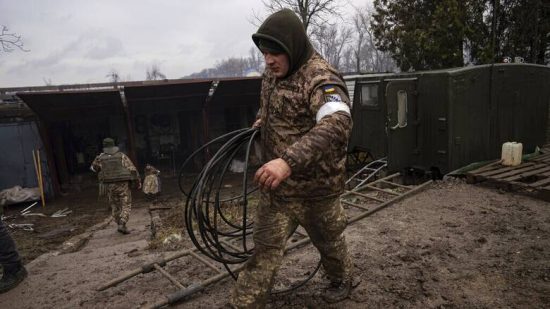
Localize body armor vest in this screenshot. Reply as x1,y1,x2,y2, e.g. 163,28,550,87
98,152,134,183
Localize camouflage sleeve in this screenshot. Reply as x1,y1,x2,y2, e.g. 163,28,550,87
281,85,352,171
90,155,101,172
121,154,140,179
254,76,269,125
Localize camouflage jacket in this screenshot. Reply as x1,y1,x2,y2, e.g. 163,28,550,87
258,53,353,199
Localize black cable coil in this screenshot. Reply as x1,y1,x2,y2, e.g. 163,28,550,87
178,127,320,293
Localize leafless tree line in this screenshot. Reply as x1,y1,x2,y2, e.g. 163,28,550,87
246,0,397,75
302,1,396,73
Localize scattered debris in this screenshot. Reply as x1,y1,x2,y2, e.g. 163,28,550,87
1,214,18,220
21,201,38,214
0,186,40,206
8,223,34,231
162,233,182,245
51,208,72,218
22,213,47,217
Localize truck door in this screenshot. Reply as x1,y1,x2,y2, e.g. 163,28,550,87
348,80,386,160
385,78,418,172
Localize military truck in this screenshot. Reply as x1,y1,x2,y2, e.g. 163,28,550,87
345,63,550,176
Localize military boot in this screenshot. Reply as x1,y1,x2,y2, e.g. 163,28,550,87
117,223,129,234
0,264,28,294
322,278,353,303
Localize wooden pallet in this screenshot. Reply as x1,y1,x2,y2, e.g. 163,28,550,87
466,150,550,201
529,152,550,164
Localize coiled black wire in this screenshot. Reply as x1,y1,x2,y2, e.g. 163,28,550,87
179,127,320,293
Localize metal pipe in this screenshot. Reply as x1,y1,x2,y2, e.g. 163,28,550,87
154,264,185,289
341,199,370,211
349,180,432,224
342,172,400,197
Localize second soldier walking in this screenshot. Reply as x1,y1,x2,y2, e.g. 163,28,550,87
91,138,140,234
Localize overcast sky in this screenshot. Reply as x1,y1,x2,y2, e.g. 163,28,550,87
1,0,368,87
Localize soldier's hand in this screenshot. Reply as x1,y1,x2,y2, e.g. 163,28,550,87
137,182,142,190
255,158,291,190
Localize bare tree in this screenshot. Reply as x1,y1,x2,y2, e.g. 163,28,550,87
245,0,396,74
257,0,341,33
339,47,356,73
106,69,121,83
311,23,353,70
146,64,167,80
214,57,248,77
42,77,52,86
1,25,29,53
247,47,265,73
351,6,368,72
349,5,396,73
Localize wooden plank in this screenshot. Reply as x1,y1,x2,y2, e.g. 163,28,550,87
530,177,550,188
486,164,544,179
478,163,535,177
480,176,550,202
503,165,550,182
530,153,550,161
469,161,504,174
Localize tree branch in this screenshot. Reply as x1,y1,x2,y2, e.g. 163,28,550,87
1,25,29,53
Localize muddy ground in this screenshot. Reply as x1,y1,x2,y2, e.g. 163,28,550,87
0,176,549,308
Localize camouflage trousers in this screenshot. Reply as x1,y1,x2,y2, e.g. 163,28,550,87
230,193,352,308
106,181,132,225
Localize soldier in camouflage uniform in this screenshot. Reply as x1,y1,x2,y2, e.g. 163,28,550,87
230,9,354,308
91,138,140,234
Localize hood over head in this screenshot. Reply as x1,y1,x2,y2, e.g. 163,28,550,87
252,9,314,77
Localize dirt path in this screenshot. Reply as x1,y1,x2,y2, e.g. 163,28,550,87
0,179,549,308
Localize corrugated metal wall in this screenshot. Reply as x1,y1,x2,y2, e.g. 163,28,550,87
0,122,52,196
